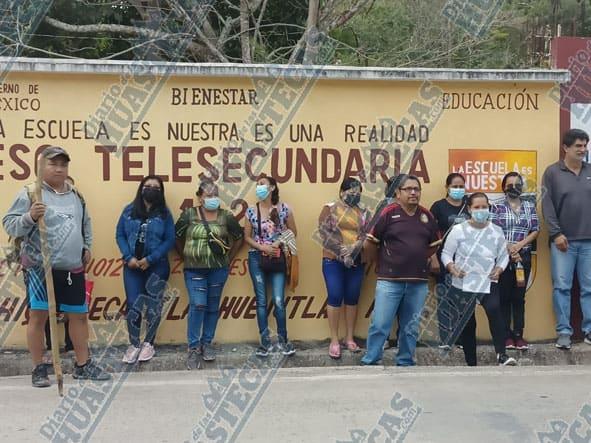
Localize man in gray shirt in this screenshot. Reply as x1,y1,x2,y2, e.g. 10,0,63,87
3,146,110,387
541,128,591,350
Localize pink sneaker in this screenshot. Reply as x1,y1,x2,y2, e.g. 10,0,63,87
514,338,529,350
122,345,140,364
138,343,155,362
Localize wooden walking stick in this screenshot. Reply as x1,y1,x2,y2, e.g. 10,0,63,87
35,154,63,396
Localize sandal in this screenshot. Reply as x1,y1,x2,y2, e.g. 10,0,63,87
345,340,361,353
328,342,341,359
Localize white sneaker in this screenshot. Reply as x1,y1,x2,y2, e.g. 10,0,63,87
138,343,155,362
497,353,517,366
122,345,140,364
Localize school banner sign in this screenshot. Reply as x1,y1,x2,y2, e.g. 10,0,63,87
449,149,539,291
449,149,537,194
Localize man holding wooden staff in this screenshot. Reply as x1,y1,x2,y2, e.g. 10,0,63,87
3,146,110,388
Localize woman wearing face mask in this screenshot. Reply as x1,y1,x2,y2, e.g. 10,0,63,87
116,175,175,363
491,172,539,351
175,181,244,368
318,177,371,358
245,175,298,357
441,192,517,366
430,173,469,350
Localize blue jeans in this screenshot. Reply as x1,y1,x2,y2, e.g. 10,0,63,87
362,280,428,366
123,260,170,347
184,267,229,349
551,241,591,336
248,250,287,346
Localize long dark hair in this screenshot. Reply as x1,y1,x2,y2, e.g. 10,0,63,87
261,175,281,226
131,175,168,219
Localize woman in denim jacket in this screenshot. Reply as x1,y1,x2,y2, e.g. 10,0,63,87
116,175,175,364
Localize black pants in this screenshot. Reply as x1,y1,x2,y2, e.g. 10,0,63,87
497,257,531,339
446,285,506,366
44,318,73,352
436,271,462,346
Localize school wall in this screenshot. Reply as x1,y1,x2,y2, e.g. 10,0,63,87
0,58,568,348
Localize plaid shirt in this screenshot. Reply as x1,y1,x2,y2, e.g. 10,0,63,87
490,198,539,251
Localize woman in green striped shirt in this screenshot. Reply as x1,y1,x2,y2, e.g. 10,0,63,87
175,181,243,368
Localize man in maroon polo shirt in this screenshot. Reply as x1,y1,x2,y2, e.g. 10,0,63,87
361,174,440,366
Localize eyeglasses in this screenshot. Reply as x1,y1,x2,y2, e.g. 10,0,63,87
399,187,421,193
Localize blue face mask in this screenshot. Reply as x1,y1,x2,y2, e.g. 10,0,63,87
448,188,465,201
203,197,220,211
256,184,270,201
471,209,489,223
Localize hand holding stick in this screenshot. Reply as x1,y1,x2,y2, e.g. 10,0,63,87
35,155,63,396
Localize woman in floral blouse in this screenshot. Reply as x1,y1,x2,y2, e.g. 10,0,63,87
244,175,298,358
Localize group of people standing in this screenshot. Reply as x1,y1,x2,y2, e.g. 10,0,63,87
322,128,591,368
314,168,536,367
115,174,298,370
4,128,591,388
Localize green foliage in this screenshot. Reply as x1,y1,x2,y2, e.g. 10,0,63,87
15,0,591,67
25,0,139,59
328,0,591,68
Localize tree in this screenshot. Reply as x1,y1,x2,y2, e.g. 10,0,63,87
4,0,591,68
13,0,375,64
331,0,591,69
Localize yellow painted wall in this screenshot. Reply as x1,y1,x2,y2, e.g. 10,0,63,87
0,70,559,348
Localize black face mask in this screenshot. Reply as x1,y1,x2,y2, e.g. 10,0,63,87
505,183,522,199
142,187,163,205
343,194,361,207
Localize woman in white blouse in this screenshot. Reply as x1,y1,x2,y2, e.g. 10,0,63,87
441,192,516,367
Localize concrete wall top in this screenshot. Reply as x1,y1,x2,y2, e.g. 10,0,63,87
0,57,571,83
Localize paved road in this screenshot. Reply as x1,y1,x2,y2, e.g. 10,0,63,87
1,366,590,442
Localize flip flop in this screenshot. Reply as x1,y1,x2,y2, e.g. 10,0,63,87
345,341,361,353
329,342,341,359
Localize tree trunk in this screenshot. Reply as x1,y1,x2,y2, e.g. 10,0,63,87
303,0,320,64
240,0,252,63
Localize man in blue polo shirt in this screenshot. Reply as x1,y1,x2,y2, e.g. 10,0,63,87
542,128,591,350
362,174,440,366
